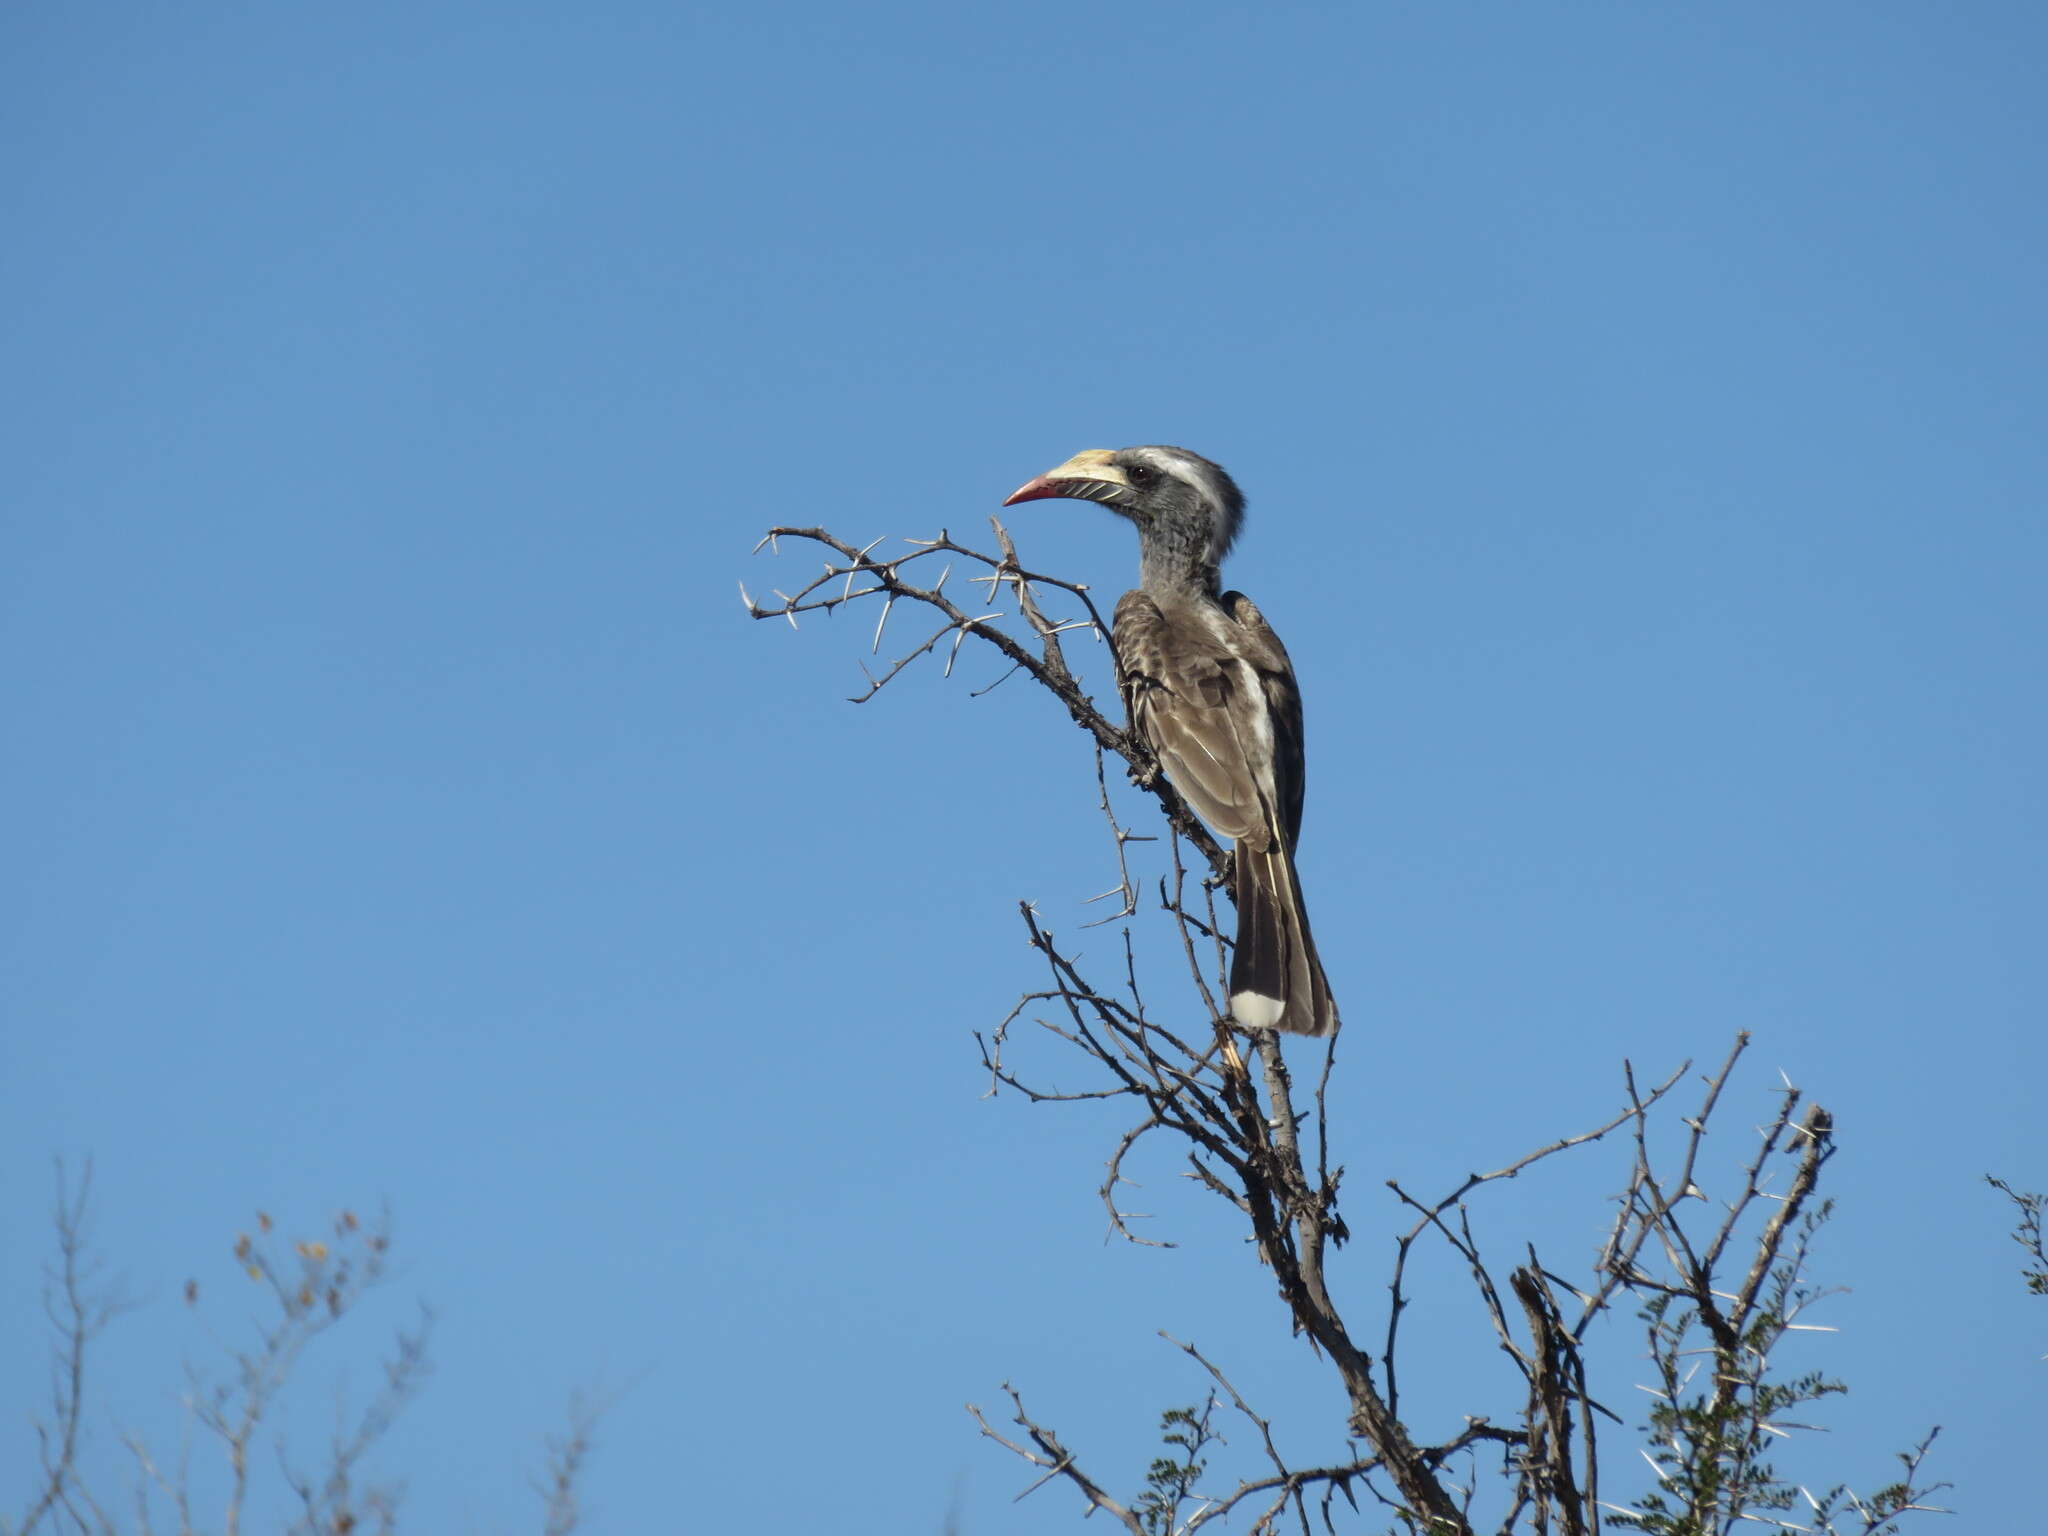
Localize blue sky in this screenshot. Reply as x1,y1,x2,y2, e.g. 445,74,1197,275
4,2,2043,1529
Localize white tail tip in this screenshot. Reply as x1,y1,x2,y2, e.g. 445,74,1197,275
1230,990,1286,1030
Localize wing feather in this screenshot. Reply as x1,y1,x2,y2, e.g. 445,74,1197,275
1114,591,1269,842
1223,591,1307,852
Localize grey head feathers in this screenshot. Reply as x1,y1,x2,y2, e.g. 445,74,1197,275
1108,445,1246,570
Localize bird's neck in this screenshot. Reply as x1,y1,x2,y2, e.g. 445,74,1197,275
1138,525,1223,601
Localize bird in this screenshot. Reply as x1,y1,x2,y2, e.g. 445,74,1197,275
1003,446,1339,1037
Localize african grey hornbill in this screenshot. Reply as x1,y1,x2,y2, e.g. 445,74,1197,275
1004,446,1339,1037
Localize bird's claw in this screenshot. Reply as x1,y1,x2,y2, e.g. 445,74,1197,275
1207,851,1236,891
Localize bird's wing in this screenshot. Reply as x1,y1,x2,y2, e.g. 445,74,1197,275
1114,590,1285,848
1222,590,1307,853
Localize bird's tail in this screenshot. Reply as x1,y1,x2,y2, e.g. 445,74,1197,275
1228,838,1339,1037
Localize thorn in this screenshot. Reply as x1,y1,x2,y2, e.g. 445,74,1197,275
943,615,1004,678
871,593,896,654
737,578,755,613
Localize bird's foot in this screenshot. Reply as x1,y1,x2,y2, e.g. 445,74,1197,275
1207,850,1237,891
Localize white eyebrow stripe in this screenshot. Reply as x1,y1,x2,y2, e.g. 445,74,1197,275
1128,445,1238,561
1140,447,1224,513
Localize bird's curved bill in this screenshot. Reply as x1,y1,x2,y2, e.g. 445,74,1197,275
1003,449,1130,507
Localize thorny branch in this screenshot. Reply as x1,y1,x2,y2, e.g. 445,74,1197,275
745,521,1228,878
751,522,1943,1535
968,1386,1148,1535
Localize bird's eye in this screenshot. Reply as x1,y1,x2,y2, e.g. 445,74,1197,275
1127,464,1155,486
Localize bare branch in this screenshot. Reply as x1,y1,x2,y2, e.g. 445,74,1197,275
747,522,1228,878
1986,1174,2048,1306
537,1390,611,1536
967,1387,1147,1534
15,1159,133,1536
